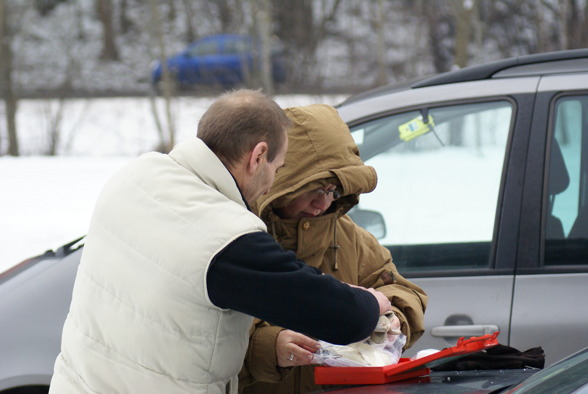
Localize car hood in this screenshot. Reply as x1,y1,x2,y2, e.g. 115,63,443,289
318,369,538,394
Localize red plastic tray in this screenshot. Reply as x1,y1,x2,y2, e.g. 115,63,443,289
314,332,500,385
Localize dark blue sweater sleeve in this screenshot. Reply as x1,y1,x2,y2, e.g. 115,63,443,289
206,231,380,345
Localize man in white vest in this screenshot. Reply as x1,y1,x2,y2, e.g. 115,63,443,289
49,89,391,394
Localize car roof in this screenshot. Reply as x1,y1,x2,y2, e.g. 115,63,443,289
199,34,247,40
190,34,250,44
340,48,588,106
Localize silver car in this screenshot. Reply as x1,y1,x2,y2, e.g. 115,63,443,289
2,49,588,392
340,49,588,366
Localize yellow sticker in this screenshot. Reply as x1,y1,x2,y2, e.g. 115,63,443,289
398,115,435,141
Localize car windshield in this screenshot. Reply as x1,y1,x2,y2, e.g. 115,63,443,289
186,40,220,56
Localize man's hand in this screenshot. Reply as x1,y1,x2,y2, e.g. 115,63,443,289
276,329,321,367
348,283,392,315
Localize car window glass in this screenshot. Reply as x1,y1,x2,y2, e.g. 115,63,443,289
187,40,220,56
223,38,250,55
349,101,512,274
544,95,588,266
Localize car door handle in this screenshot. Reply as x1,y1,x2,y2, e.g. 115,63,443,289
431,324,500,338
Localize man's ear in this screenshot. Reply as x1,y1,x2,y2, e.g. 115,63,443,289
247,142,269,173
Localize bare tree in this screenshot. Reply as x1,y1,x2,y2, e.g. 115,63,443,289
480,0,559,58
530,1,552,53
451,0,476,68
210,0,242,32
6,0,588,102
166,0,176,21
372,0,387,87
563,0,588,49
181,0,196,43
43,23,81,155
251,0,274,95
274,0,342,89
0,0,18,156
557,0,570,49
119,0,133,34
74,1,86,40
148,0,176,153
96,0,120,61
528,0,588,52
419,1,454,73
43,99,67,155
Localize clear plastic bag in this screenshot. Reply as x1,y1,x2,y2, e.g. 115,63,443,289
312,332,406,367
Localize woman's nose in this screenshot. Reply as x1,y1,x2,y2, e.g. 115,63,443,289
311,196,332,211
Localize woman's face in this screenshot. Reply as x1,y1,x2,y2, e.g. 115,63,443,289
276,184,340,219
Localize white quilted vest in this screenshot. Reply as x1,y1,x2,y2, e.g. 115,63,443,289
50,138,266,394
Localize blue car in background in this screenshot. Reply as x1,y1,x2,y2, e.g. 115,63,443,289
150,34,286,91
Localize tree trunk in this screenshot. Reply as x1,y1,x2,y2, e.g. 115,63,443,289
557,0,569,49
532,2,548,53
273,0,341,89
422,1,453,73
373,0,387,87
452,0,474,68
181,0,196,43
564,0,588,49
149,0,175,153
75,1,86,40
96,0,120,61
252,0,274,95
274,0,317,87
119,0,132,34
583,1,588,46
167,0,176,22
46,99,67,156
0,0,19,156
215,0,234,32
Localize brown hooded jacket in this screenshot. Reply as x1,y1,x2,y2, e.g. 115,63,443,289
239,104,428,394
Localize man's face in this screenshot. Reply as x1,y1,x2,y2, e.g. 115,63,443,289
247,135,288,204
276,184,339,219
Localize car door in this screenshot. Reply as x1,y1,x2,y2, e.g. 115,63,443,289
181,39,222,84
341,85,537,359
217,37,252,85
510,73,588,366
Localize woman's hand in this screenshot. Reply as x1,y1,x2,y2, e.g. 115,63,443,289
276,329,321,367
389,311,401,334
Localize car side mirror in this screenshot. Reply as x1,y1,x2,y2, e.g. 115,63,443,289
348,208,386,239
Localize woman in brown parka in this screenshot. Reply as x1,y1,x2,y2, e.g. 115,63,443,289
239,104,428,394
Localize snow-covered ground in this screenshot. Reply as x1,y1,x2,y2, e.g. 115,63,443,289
0,94,347,273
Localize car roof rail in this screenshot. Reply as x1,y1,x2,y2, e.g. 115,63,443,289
412,48,588,88
336,79,420,107
339,49,588,107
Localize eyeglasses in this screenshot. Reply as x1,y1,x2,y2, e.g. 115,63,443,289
307,187,341,201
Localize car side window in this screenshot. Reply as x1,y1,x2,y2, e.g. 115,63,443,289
544,95,588,265
187,40,220,57
223,39,250,55
349,101,513,274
